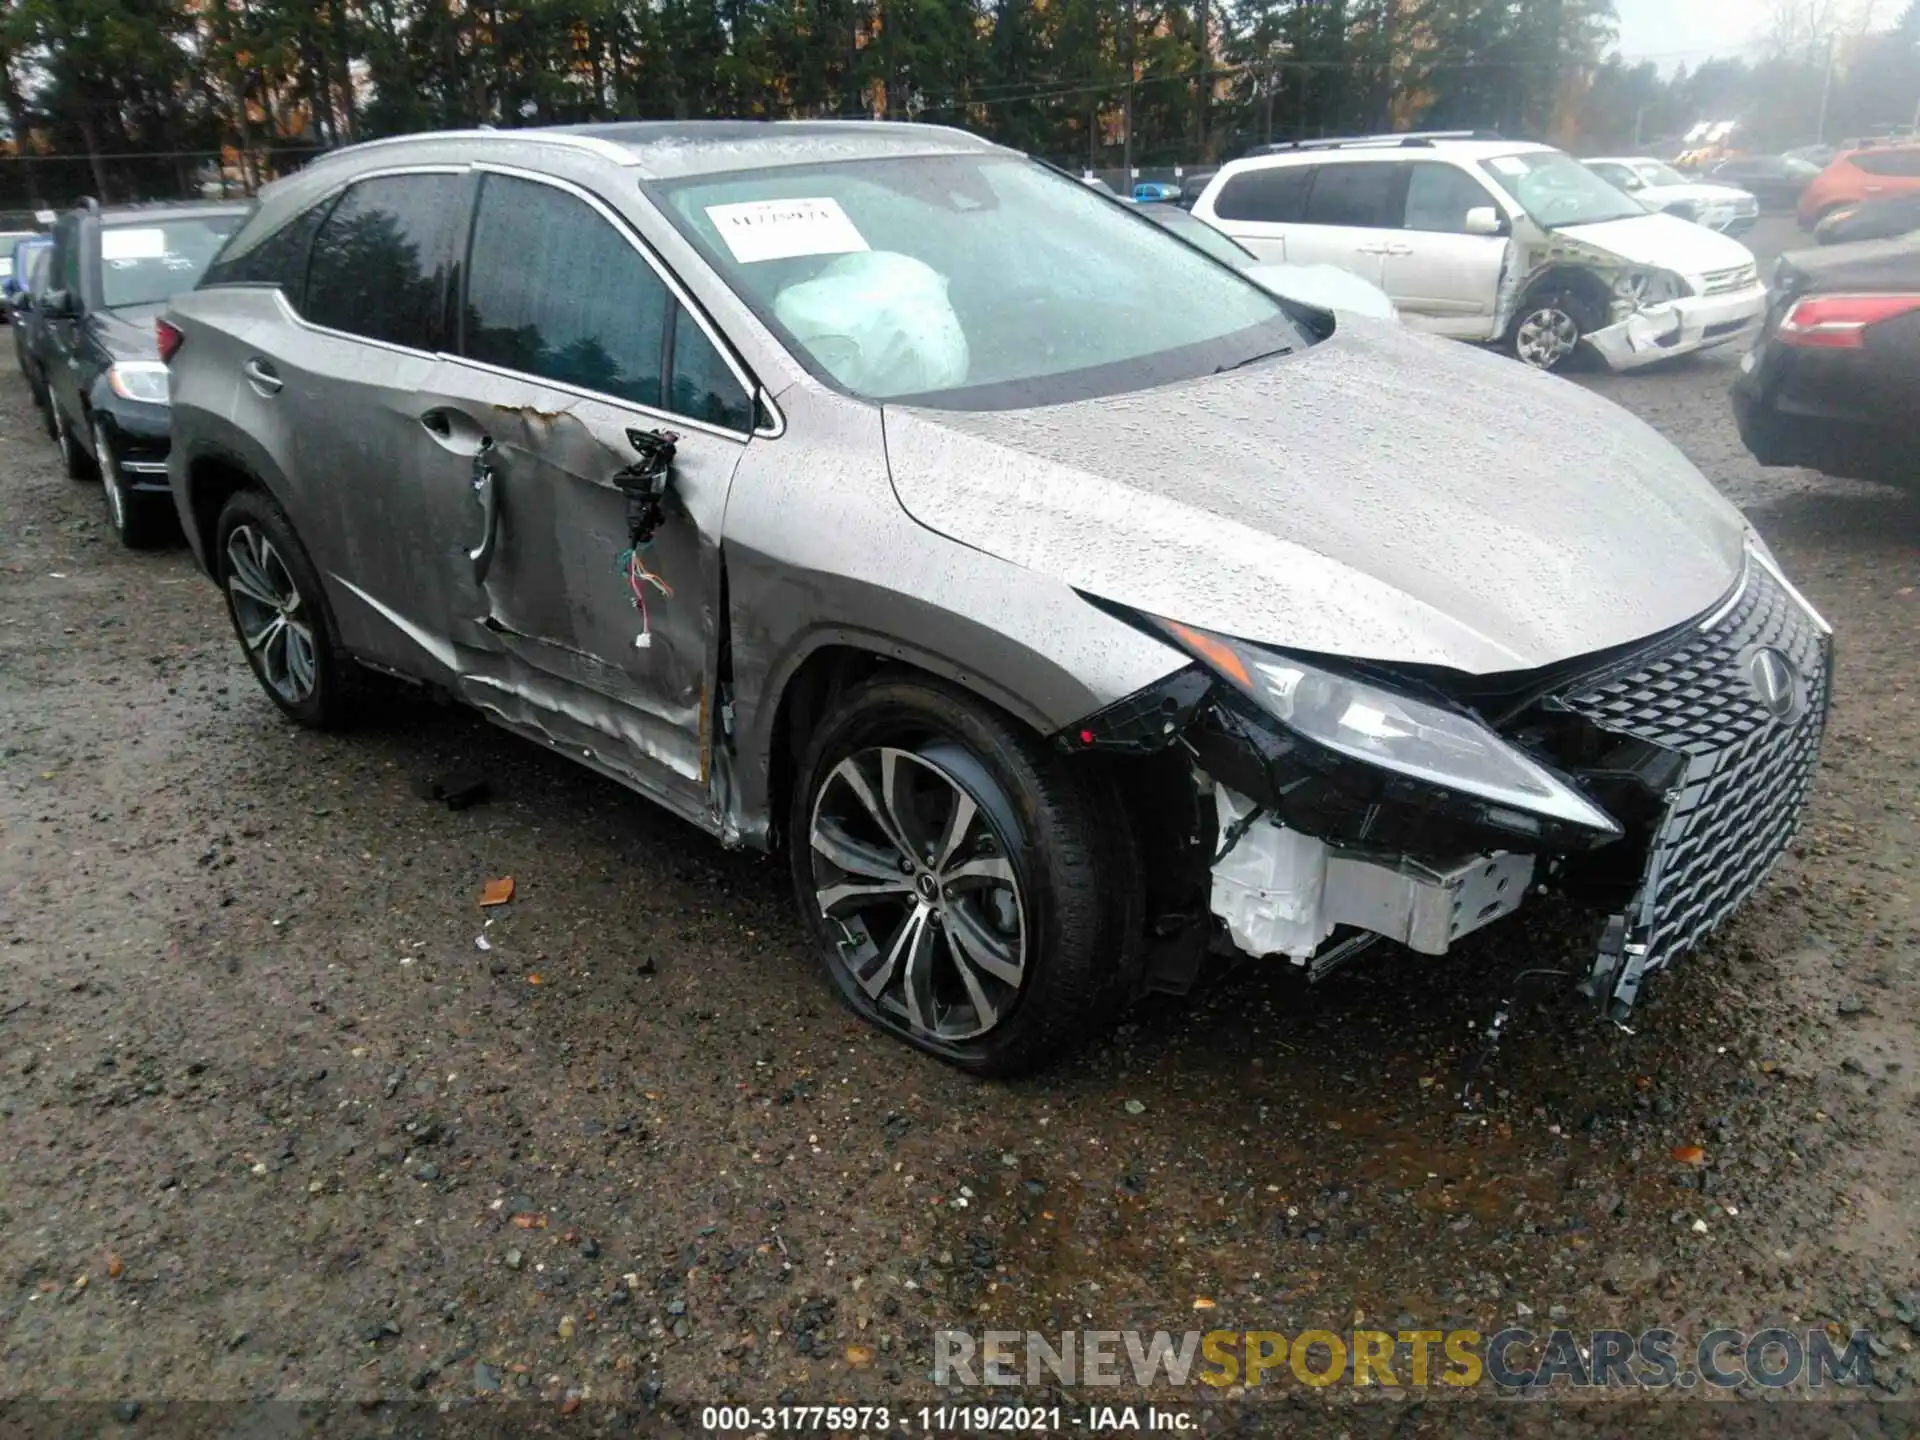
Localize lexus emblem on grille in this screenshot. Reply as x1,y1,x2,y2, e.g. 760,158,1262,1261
1748,647,1799,720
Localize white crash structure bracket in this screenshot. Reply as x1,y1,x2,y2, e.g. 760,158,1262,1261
1209,785,1535,964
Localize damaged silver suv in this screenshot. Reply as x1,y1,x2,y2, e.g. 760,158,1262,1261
164,122,1832,1075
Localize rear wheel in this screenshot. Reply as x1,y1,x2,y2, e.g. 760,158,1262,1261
790,676,1136,1076
215,489,347,730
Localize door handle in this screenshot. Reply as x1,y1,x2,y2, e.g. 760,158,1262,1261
468,439,500,585
243,357,282,395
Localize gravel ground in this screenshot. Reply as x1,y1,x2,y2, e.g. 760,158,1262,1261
1,216,1916,1432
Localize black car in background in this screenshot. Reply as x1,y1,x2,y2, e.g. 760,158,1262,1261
1815,194,1920,246
1733,233,1920,489
39,199,246,546
1708,155,1820,210
10,243,52,394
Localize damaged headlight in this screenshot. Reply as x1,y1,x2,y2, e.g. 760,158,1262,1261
1159,621,1621,836
106,360,170,404
1613,268,1690,313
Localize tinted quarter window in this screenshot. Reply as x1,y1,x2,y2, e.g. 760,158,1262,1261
1854,149,1920,177
305,174,462,349
1403,163,1495,231
1303,162,1407,228
463,173,669,407
1213,165,1313,223
202,200,330,298
668,306,752,431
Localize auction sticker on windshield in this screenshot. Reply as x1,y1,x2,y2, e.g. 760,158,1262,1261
706,198,870,264
101,228,168,261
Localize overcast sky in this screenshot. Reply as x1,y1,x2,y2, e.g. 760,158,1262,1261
1613,0,1900,64
1614,0,1767,63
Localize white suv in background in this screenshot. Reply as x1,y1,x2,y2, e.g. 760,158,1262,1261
1193,134,1768,372
1582,156,1761,235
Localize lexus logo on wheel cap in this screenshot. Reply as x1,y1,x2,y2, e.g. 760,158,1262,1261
1748,647,1799,720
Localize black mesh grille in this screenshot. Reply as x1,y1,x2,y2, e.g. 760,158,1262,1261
1561,558,1831,978
1565,560,1829,757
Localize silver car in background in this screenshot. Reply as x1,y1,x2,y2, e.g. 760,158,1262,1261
163,122,1832,1074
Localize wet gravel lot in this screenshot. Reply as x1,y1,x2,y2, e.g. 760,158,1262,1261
1,217,1917,1431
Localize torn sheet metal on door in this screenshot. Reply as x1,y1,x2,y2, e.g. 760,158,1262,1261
447,404,709,793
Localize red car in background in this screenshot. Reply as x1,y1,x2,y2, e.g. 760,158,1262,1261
1799,145,1920,229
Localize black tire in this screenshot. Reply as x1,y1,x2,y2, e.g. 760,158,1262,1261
50,399,94,478
789,674,1139,1077
1508,286,1605,373
94,419,173,550
214,487,348,730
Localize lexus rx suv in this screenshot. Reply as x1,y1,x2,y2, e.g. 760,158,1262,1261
163,123,1832,1074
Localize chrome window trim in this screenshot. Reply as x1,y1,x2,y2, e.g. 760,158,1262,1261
438,352,753,447
467,162,779,440
271,286,445,362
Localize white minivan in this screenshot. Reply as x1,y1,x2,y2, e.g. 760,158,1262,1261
1193,135,1769,372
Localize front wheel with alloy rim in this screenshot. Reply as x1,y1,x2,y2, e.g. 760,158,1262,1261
1509,288,1600,372
51,401,95,480
94,419,171,549
790,676,1138,1076
215,489,347,729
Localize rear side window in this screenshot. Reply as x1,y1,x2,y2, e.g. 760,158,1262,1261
1853,149,1920,177
202,201,330,297
305,173,462,349
668,307,752,430
1403,163,1496,232
461,173,669,408
1212,165,1313,223
1303,162,1407,228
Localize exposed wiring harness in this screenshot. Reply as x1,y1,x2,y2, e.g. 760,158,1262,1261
617,545,672,649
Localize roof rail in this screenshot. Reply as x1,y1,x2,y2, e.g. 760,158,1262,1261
303,127,643,170
1253,129,1505,154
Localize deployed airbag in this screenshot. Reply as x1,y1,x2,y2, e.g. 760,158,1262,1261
773,251,970,397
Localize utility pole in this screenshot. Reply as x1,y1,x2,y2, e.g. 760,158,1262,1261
1816,33,1835,144
1122,0,1136,183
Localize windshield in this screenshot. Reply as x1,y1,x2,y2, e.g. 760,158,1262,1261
1632,161,1689,187
651,153,1303,408
1140,206,1255,268
1482,151,1647,228
96,216,242,308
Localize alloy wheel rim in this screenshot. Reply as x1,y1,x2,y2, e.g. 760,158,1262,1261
94,422,127,533
1516,308,1579,369
225,524,318,704
808,745,1027,1043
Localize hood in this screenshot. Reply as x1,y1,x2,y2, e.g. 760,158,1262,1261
1557,211,1756,276
882,321,1747,676
1245,263,1398,320
1640,181,1751,206
93,303,163,361
1781,230,1920,289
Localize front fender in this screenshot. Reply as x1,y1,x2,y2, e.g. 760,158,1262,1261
721,388,1185,845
